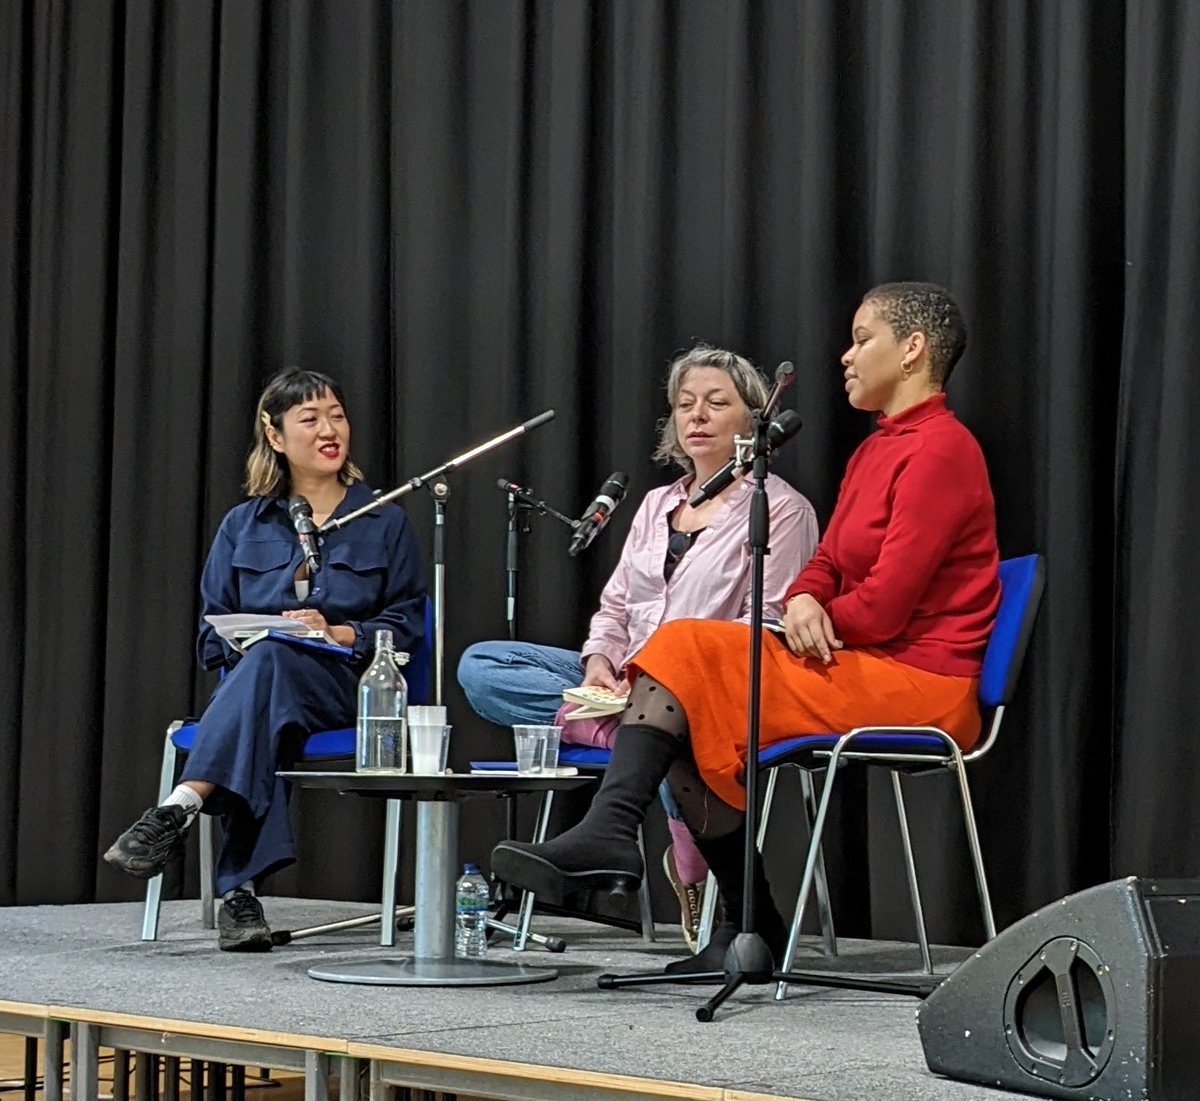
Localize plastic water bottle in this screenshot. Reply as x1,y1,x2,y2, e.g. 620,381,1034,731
356,629,410,772
455,863,490,960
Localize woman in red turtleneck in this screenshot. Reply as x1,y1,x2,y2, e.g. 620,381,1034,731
491,282,1000,970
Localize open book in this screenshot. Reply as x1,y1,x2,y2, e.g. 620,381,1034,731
203,613,345,654
561,685,627,720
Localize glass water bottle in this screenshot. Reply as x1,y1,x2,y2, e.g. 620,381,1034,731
356,629,410,772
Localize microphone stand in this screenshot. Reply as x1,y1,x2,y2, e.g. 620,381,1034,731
270,412,555,949
499,481,579,640
597,363,814,1020
490,478,578,931
505,490,528,641
320,409,555,705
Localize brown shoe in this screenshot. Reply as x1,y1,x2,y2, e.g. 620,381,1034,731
662,844,706,951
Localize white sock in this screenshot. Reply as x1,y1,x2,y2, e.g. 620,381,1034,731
161,784,203,823
224,881,256,902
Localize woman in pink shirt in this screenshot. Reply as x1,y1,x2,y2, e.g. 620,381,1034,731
458,345,817,948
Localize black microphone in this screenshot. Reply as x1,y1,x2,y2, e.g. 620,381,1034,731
687,409,804,506
766,408,803,448
567,472,629,556
287,496,322,574
495,478,579,530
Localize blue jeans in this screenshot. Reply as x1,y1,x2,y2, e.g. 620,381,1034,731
457,640,583,726
457,639,682,821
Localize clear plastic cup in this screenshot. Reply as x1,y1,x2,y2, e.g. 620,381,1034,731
542,725,562,770
513,726,549,774
409,724,451,774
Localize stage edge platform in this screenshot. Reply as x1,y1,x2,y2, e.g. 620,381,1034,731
0,899,1008,1101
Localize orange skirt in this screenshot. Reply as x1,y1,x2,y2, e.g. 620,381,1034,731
628,619,980,812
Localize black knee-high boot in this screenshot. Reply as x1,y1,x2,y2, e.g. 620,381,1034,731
663,823,789,975
491,724,682,905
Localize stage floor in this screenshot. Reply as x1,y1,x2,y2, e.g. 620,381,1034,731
0,898,1013,1101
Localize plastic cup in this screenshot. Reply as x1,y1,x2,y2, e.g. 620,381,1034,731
542,726,562,770
408,705,447,726
409,724,451,774
513,726,549,775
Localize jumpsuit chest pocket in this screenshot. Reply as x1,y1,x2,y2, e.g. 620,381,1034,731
321,540,393,623
231,539,295,607
324,540,390,575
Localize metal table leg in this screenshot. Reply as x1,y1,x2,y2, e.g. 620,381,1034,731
307,801,557,986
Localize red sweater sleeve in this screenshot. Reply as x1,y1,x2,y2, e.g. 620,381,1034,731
783,451,860,606
784,542,840,606
824,443,983,645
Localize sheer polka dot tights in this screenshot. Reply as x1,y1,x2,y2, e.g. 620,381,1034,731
618,671,743,838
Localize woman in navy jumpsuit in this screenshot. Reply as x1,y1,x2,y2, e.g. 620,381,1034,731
105,370,425,950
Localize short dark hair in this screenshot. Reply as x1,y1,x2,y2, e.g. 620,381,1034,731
246,369,362,496
862,282,967,386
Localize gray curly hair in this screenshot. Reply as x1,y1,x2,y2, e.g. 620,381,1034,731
652,344,771,472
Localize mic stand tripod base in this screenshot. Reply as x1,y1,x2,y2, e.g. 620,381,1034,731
596,931,780,1021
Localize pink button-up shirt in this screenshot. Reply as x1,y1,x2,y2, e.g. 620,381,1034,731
580,472,818,674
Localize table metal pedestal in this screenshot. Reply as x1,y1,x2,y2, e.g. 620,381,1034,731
277,772,594,987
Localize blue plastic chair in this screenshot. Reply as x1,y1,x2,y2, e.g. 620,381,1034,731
757,554,1045,995
141,600,433,945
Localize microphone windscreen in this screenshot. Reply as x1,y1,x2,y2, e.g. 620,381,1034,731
767,409,803,447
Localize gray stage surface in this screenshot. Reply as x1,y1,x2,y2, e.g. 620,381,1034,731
0,898,1022,1101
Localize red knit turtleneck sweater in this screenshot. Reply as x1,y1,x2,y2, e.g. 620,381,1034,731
784,393,1000,677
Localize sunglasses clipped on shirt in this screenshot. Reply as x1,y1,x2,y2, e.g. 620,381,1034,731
665,528,703,574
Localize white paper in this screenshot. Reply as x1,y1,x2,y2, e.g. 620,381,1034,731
203,613,316,642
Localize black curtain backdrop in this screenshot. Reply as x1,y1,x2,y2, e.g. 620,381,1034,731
1,0,1195,946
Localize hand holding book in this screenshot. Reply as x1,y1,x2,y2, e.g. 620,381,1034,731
204,613,343,654
561,684,627,721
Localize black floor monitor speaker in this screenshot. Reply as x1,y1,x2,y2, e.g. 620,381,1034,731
917,877,1200,1100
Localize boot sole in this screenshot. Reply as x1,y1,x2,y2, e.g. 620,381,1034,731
492,844,641,906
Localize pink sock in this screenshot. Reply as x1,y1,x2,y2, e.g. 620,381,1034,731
667,817,708,883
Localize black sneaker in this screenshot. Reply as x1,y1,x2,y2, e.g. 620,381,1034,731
218,890,273,952
103,805,190,879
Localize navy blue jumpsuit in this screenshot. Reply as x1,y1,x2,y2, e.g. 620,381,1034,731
183,482,426,894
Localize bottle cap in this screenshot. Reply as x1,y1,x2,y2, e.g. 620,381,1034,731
462,862,480,874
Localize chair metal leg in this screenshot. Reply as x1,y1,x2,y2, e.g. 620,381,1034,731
695,871,718,951
199,813,215,929
755,765,779,849
798,769,838,958
513,790,554,952
775,745,849,1000
891,770,932,973
485,917,566,953
379,799,403,947
635,824,656,943
142,726,182,941
951,755,996,939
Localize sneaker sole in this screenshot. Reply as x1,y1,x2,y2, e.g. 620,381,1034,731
102,845,175,880
491,844,641,906
219,927,274,952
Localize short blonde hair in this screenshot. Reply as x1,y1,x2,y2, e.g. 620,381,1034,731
245,369,363,497
652,344,771,472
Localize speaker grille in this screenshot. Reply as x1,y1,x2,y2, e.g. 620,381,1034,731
1003,937,1116,1087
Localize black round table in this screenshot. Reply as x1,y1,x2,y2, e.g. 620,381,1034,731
277,770,595,986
